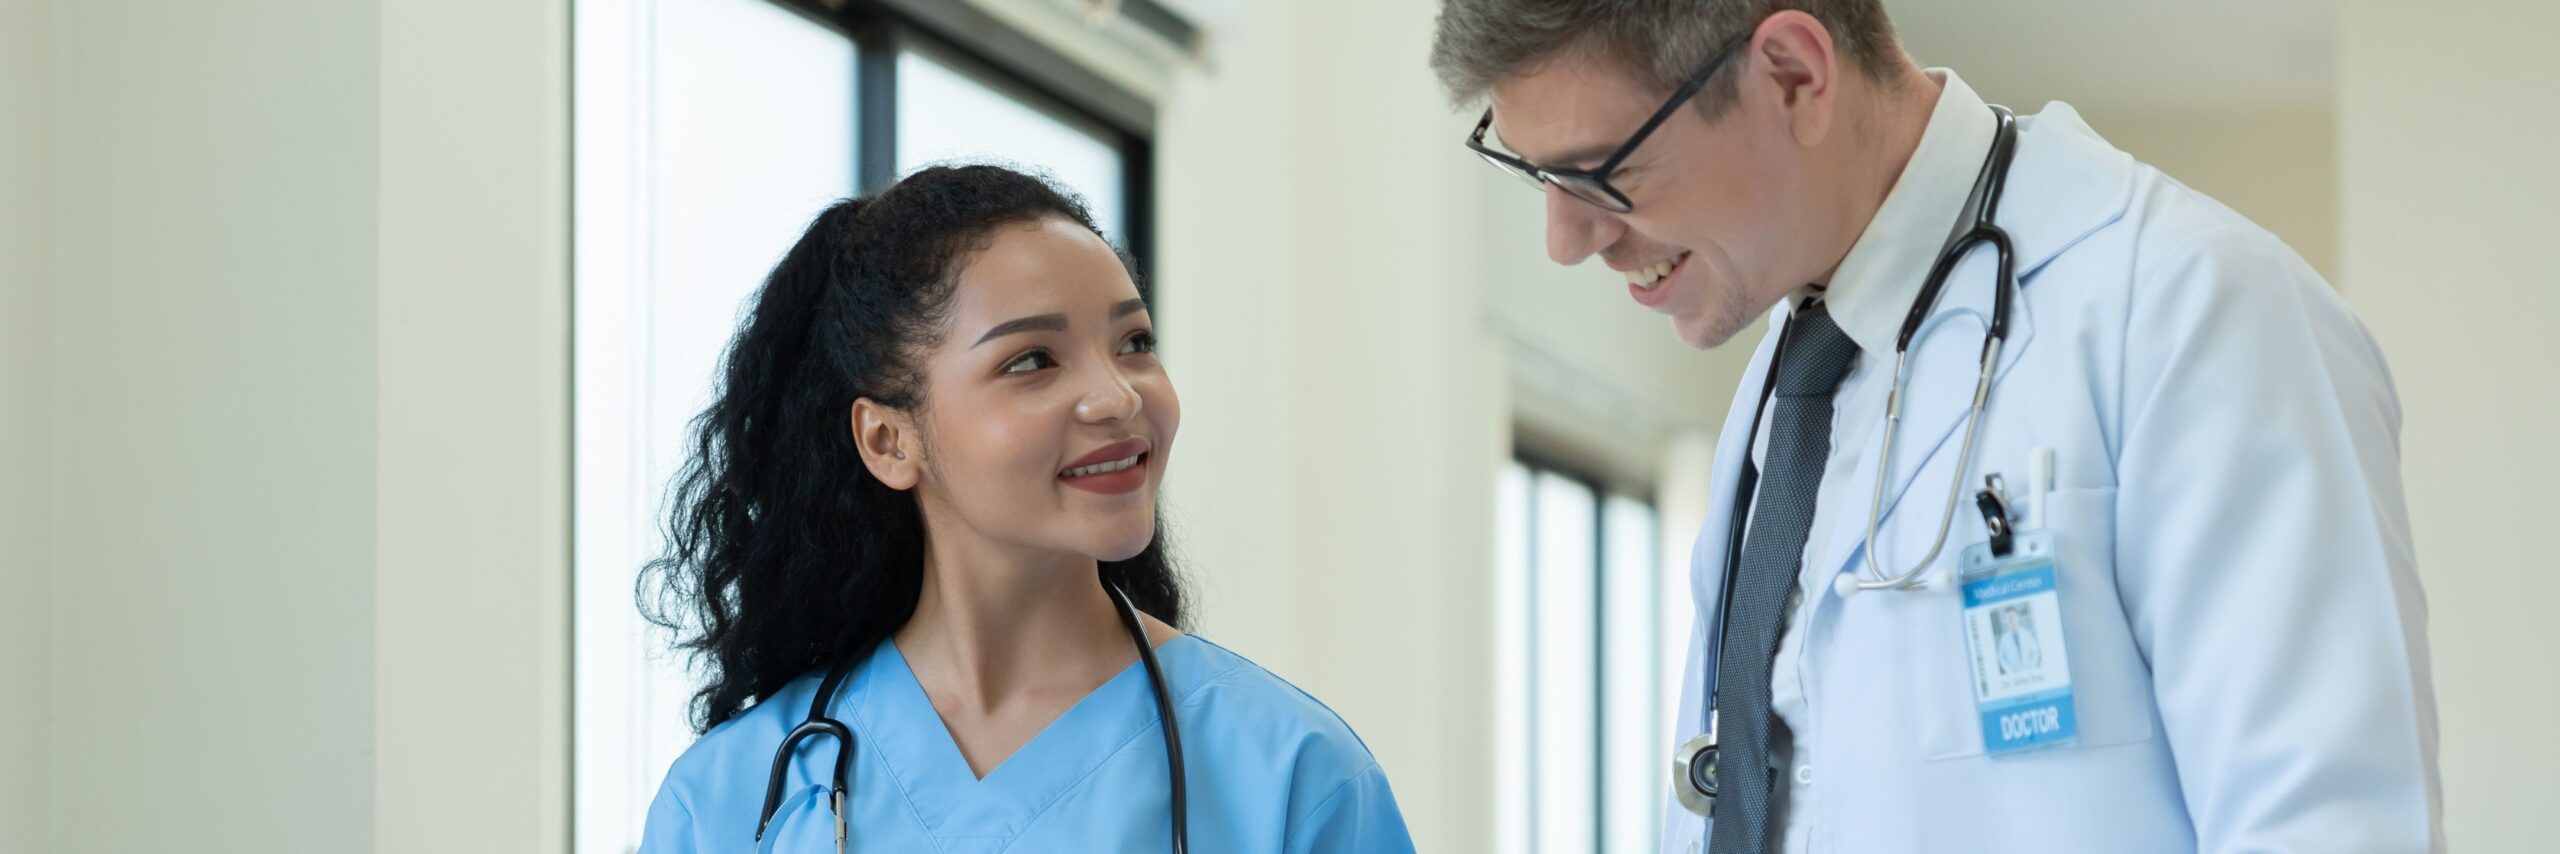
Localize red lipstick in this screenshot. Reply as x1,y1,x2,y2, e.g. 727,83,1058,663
1059,437,1152,496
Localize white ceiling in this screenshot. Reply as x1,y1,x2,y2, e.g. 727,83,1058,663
1887,0,2340,114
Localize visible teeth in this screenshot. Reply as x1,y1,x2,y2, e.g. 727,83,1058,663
1062,454,1142,478
1622,253,1687,289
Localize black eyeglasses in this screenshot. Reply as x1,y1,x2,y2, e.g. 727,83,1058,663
1466,34,1751,213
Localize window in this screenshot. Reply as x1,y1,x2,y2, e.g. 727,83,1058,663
1496,456,1685,853
573,1,1161,851
896,45,1130,247
573,2,854,851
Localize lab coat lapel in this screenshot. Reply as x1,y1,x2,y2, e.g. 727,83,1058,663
1804,102,2136,590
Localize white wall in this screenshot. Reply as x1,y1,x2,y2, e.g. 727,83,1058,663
376,1,572,851
1152,1,1731,848
1151,0,1309,674
1154,4,1502,849
0,0,58,848
13,3,571,852
2339,2,2560,848
52,2,382,848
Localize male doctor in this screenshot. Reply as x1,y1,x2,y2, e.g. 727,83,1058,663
1996,607,2041,675
1429,2,2442,852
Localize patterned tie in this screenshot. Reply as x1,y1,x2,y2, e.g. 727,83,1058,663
1708,303,1859,854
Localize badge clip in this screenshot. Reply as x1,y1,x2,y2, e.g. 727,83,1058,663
1974,474,2015,558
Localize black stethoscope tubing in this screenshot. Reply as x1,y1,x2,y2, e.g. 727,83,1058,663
1689,104,2019,810
757,580,1188,852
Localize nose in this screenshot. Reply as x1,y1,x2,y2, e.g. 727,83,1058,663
1543,183,1621,266
1074,362,1143,424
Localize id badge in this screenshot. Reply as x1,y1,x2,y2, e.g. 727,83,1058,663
1957,529,2078,755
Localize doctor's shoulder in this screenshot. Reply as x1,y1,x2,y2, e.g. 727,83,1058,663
2031,131,2392,419
2112,161,2359,338
2009,104,2344,328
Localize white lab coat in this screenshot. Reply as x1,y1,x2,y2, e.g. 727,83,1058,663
1663,101,2443,853
1996,621,2041,675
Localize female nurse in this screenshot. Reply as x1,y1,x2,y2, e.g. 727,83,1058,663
636,164,1414,853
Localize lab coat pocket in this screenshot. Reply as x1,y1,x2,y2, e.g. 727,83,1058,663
1919,487,2157,760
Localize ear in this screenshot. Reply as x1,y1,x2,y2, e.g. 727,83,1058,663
1750,10,1841,147
850,397,922,491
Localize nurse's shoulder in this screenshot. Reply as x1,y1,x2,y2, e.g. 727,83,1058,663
638,671,831,853
1167,635,1411,847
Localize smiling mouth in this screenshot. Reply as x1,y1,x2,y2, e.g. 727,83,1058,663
1057,448,1152,496
1623,251,1692,289
1060,452,1147,479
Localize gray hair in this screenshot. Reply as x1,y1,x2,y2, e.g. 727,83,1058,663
1429,0,1905,115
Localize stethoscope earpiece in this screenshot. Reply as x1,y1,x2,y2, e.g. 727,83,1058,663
1832,572,1864,600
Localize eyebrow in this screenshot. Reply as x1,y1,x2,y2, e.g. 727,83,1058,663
970,299,1151,348
1493,121,1618,171
1544,143,1622,170
972,314,1066,347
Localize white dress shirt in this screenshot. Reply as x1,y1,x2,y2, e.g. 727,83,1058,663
1742,68,1997,854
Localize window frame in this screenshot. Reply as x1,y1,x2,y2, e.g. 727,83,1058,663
1506,447,1668,854
569,2,1185,849
770,0,1168,272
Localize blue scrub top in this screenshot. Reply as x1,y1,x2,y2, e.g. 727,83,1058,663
640,634,1415,853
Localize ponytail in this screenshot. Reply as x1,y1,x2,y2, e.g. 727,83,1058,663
643,166,1185,732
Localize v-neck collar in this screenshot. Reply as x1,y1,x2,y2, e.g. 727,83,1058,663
843,635,1201,840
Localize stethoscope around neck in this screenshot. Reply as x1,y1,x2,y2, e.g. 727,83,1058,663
757,579,1189,853
1675,104,2021,819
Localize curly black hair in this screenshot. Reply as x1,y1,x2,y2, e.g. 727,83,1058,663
642,164,1186,733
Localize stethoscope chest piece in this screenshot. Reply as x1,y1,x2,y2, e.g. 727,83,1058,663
1672,732,1720,817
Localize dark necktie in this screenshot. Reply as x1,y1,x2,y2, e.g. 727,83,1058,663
1708,303,1859,854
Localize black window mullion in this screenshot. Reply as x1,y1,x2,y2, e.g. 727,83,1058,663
853,24,898,195
777,0,1161,279
1515,450,1659,853
1121,137,1154,289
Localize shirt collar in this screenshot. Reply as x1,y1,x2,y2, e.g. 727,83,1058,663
1804,69,1998,358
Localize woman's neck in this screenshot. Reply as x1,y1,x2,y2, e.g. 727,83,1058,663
892,534,1134,718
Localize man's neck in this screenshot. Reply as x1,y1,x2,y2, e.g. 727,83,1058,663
1812,67,1943,289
